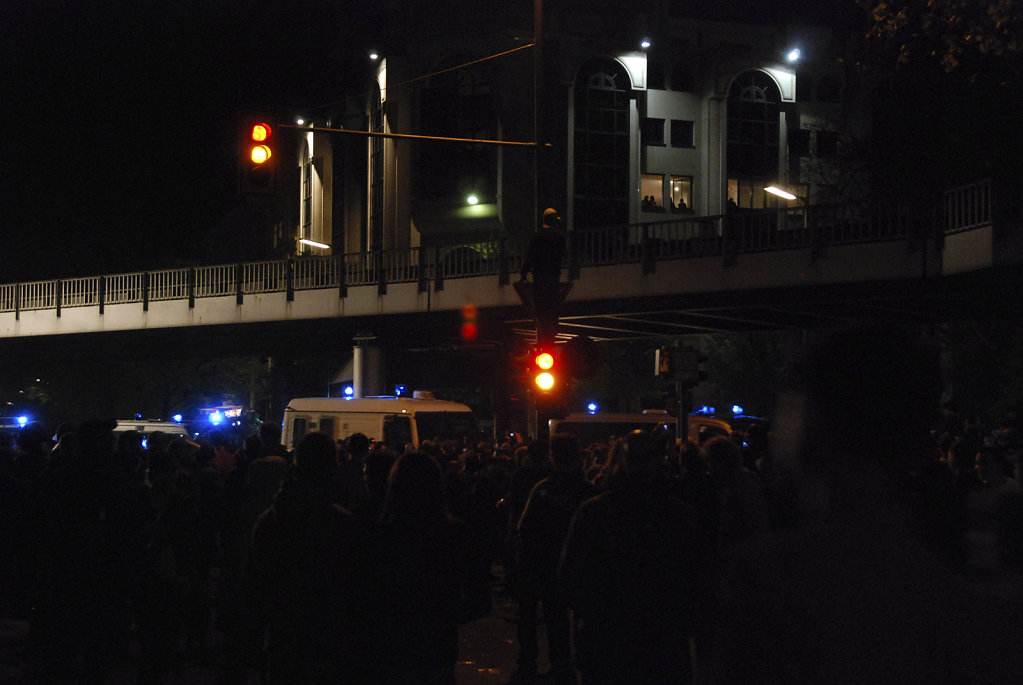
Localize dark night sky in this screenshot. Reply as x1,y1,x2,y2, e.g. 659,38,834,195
1,0,854,284
1,0,379,283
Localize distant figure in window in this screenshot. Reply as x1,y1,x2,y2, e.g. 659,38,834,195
677,199,688,210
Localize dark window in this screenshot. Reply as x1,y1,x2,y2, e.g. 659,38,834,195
369,84,384,251
643,117,665,146
414,412,479,445
574,58,632,228
791,129,811,158
318,417,335,441
647,61,666,90
291,417,308,448
816,130,839,158
383,415,413,452
671,119,695,148
419,56,497,205
817,74,842,103
670,63,695,92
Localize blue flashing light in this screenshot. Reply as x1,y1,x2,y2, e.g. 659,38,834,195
171,413,183,424
394,384,408,397
587,402,598,414
731,404,744,416
17,416,29,427
209,411,224,425
343,385,354,397
693,405,715,415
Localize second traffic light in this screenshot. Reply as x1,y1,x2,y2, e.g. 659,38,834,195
239,112,278,195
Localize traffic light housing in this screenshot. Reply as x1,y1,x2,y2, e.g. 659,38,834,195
529,346,567,416
239,112,278,195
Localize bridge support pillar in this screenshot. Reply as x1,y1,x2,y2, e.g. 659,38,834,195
353,333,385,398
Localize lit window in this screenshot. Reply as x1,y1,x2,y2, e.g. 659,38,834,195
641,173,664,210
670,176,692,211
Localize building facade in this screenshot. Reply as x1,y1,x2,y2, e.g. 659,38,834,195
291,3,853,259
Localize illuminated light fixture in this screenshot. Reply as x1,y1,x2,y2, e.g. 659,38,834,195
296,117,305,125
787,48,801,62
764,186,798,201
466,194,479,205
300,238,330,249
641,38,651,49
535,371,556,391
250,144,271,165
251,123,271,142
369,50,379,60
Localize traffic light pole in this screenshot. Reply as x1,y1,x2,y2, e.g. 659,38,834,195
676,381,692,444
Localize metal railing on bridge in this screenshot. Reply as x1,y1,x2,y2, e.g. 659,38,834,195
0,180,992,317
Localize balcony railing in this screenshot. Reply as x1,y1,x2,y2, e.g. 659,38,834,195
0,181,993,317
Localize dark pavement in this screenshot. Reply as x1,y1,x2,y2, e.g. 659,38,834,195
0,566,552,685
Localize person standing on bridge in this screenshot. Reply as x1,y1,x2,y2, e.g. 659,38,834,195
520,208,566,346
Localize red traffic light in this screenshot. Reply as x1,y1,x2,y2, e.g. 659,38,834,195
251,122,272,143
532,349,558,391
249,122,273,164
239,112,277,195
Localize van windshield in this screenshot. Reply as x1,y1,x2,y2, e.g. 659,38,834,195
414,411,479,445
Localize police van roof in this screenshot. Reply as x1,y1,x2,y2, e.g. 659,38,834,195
285,395,473,414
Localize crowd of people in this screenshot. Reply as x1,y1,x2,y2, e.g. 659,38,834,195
3,337,1023,685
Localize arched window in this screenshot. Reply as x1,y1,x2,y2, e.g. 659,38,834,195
573,58,632,228
726,70,781,208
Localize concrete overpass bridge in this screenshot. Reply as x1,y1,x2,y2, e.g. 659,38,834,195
1,179,1014,353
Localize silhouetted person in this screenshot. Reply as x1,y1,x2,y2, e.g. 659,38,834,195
515,433,598,684
703,435,772,550
560,430,706,684
29,418,138,685
520,208,566,345
366,451,474,684
337,432,371,511
246,431,366,684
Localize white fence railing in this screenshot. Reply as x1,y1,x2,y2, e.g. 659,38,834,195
0,186,993,315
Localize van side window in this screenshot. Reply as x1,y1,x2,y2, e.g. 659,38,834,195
383,415,413,452
319,417,335,441
292,417,308,447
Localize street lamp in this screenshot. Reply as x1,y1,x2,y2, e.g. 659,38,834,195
765,185,808,230
764,186,798,201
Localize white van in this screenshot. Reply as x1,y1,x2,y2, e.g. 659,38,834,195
112,421,192,447
282,391,479,452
